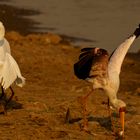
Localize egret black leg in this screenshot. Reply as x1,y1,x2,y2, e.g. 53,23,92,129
0,86,7,114
0,86,5,99
5,86,15,107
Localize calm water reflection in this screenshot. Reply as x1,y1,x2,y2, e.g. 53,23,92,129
0,0,140,52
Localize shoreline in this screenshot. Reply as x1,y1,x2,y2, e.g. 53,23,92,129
0,2,41,35
0,28,139,140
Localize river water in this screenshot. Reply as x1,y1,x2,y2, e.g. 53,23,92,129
0,0,140,52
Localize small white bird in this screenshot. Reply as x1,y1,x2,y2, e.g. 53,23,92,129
0,21,25,107
74,24,140,137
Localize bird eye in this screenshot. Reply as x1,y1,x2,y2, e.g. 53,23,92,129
97,50,102,55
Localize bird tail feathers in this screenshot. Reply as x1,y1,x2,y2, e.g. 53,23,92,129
134,24,140,38
15,76,25,87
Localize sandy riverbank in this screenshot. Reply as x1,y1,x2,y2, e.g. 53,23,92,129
0,31,139,139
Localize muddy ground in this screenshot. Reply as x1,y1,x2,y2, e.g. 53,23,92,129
0,31,139,140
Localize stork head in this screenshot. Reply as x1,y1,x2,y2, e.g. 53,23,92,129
0,21,5,40
94,48,109,57
93,48,109,66
113,99,126,111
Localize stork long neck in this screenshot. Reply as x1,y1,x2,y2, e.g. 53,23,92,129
109,35,136,75
105,87,126,110
116,35,136,65
105,85,120,109
107,91,118,106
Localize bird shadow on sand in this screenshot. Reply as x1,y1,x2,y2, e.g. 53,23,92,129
0,98,23,114
67,115,112,131
6,100,23,110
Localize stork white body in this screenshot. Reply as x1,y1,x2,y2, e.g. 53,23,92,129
0,22,25,90
74,24,140,136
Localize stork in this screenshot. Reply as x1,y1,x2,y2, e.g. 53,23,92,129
74,24,140,137
0,21,25,109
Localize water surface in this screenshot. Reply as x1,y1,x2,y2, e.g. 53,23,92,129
1,0,140,52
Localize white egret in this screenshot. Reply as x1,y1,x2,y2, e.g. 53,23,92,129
74,24,140,137
0,21,25,107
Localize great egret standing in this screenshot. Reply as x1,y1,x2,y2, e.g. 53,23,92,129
74,24,140,137
0,21,25,108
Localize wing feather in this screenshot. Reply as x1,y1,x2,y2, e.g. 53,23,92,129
74,51,93,79
0,53,25,89
74,47,109,80
79,51,92,59
4,39,11,54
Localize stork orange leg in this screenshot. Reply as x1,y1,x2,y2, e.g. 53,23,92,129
78,89,93,131
107,98,116,134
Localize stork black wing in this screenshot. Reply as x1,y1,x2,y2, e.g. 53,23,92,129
79,47,96,59
74,48,95,79
81,47,94,52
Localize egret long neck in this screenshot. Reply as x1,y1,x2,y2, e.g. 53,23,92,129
0,39,4,46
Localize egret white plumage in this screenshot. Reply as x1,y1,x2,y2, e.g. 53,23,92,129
0,21,25,107
74,24,140,136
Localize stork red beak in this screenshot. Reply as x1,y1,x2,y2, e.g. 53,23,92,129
119,107,126,137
